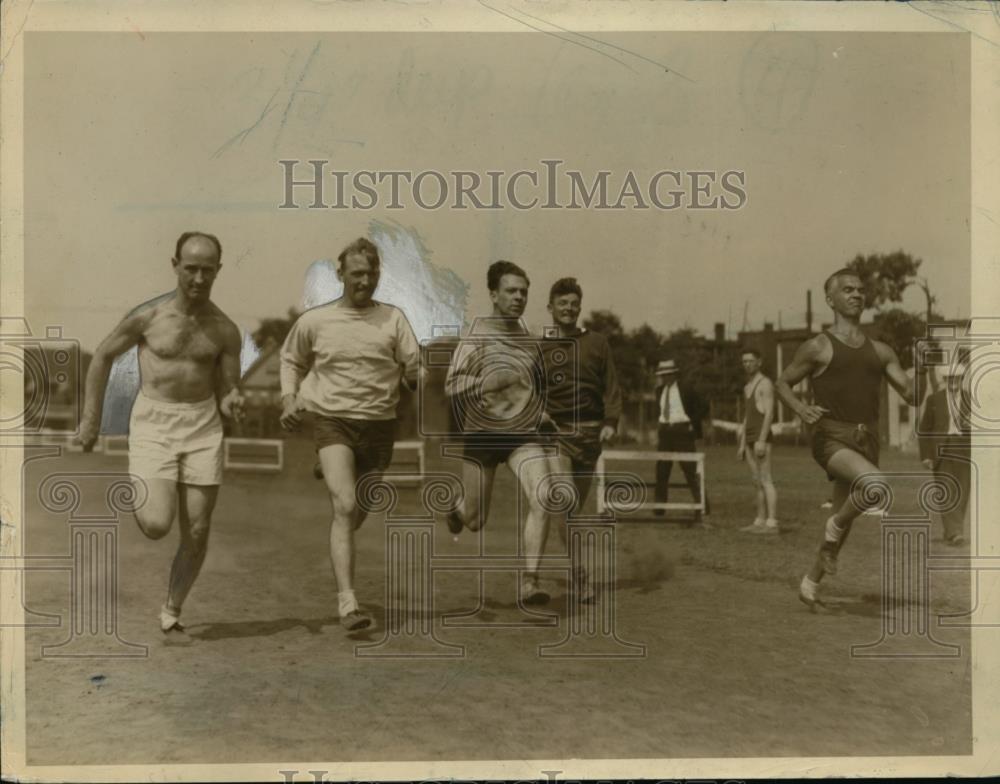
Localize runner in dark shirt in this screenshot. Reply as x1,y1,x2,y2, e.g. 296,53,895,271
539,277,623,601
775,269,924,610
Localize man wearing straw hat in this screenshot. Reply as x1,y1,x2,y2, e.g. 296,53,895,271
652,358,710,525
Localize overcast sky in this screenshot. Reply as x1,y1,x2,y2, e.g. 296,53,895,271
25,31,970,351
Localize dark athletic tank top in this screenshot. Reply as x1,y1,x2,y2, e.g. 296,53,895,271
811,331,882,428
743,375,773,442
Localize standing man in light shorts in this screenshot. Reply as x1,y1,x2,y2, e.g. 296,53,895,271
737,348,779,534
78,231,246,644
279,238,420,632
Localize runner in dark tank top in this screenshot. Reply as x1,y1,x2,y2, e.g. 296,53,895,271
774,269,925,611
811,330,883,428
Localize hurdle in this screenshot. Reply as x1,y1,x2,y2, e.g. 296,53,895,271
223,438,284,473
385,440,424,486
596,449,705,517
101,434,129,456
28,429,87,452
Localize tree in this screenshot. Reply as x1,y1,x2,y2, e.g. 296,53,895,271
845,250,935,318
252,307,300,349
871,307,945,370
583,310,625,344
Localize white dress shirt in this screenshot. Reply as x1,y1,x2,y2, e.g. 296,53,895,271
659,382,691,425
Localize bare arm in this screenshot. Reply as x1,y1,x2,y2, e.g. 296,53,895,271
875,340,922,407
775,335,829,425
216,321,246,422
77,311,150,449
756,378,776,444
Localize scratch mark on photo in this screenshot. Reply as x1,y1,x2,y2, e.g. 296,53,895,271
274,40,324,151
212,86,282,159
514,5,696,82
476,0,637,74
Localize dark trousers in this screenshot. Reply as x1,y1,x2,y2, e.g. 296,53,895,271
933,453,971,540
655,423,709,514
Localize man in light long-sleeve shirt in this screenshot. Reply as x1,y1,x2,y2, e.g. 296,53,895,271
279,238,420,632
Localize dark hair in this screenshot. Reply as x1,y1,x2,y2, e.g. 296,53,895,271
549,277,583,303
338,237,381,269
488,260,529,292
741,347,761,359
175,231,222,264
824,268,860,295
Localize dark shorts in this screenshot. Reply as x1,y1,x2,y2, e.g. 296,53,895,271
553,422,603,470
811,419,880,481
312,415,397,476
458,432,549,467
744,424,773,444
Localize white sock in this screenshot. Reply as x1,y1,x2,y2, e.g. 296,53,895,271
764,518,779,528
159,604,181,631
824,515,845,544
800,575,819,598
338,590,359,617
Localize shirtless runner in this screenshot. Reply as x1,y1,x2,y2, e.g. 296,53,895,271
78,231,245,644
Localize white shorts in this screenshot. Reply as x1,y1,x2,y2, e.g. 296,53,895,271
128,392,224,486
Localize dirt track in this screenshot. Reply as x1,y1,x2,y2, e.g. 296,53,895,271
22,442,972,765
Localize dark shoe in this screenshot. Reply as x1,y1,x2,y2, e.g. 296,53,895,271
521,578,551,606
340,609,373,632
162,622,193,647
446,510,464,535
946,534,966,547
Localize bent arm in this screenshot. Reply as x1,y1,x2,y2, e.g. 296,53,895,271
602,345,623,427
775,338,822,419
395,311,421,391
216,323,243,401
80,312,148,436
878,342,921,407
279,317,313,404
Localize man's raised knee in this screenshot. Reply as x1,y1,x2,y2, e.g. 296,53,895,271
135,510,172,540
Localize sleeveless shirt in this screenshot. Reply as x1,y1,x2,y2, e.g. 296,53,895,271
743,375,773,442
811,331,882,428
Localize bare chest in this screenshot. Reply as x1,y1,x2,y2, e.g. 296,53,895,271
143,314,223,364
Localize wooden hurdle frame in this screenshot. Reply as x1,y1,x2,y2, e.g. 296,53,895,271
223,437,284,473
29,429,87,452
100,434,129,456
596,449,705,517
